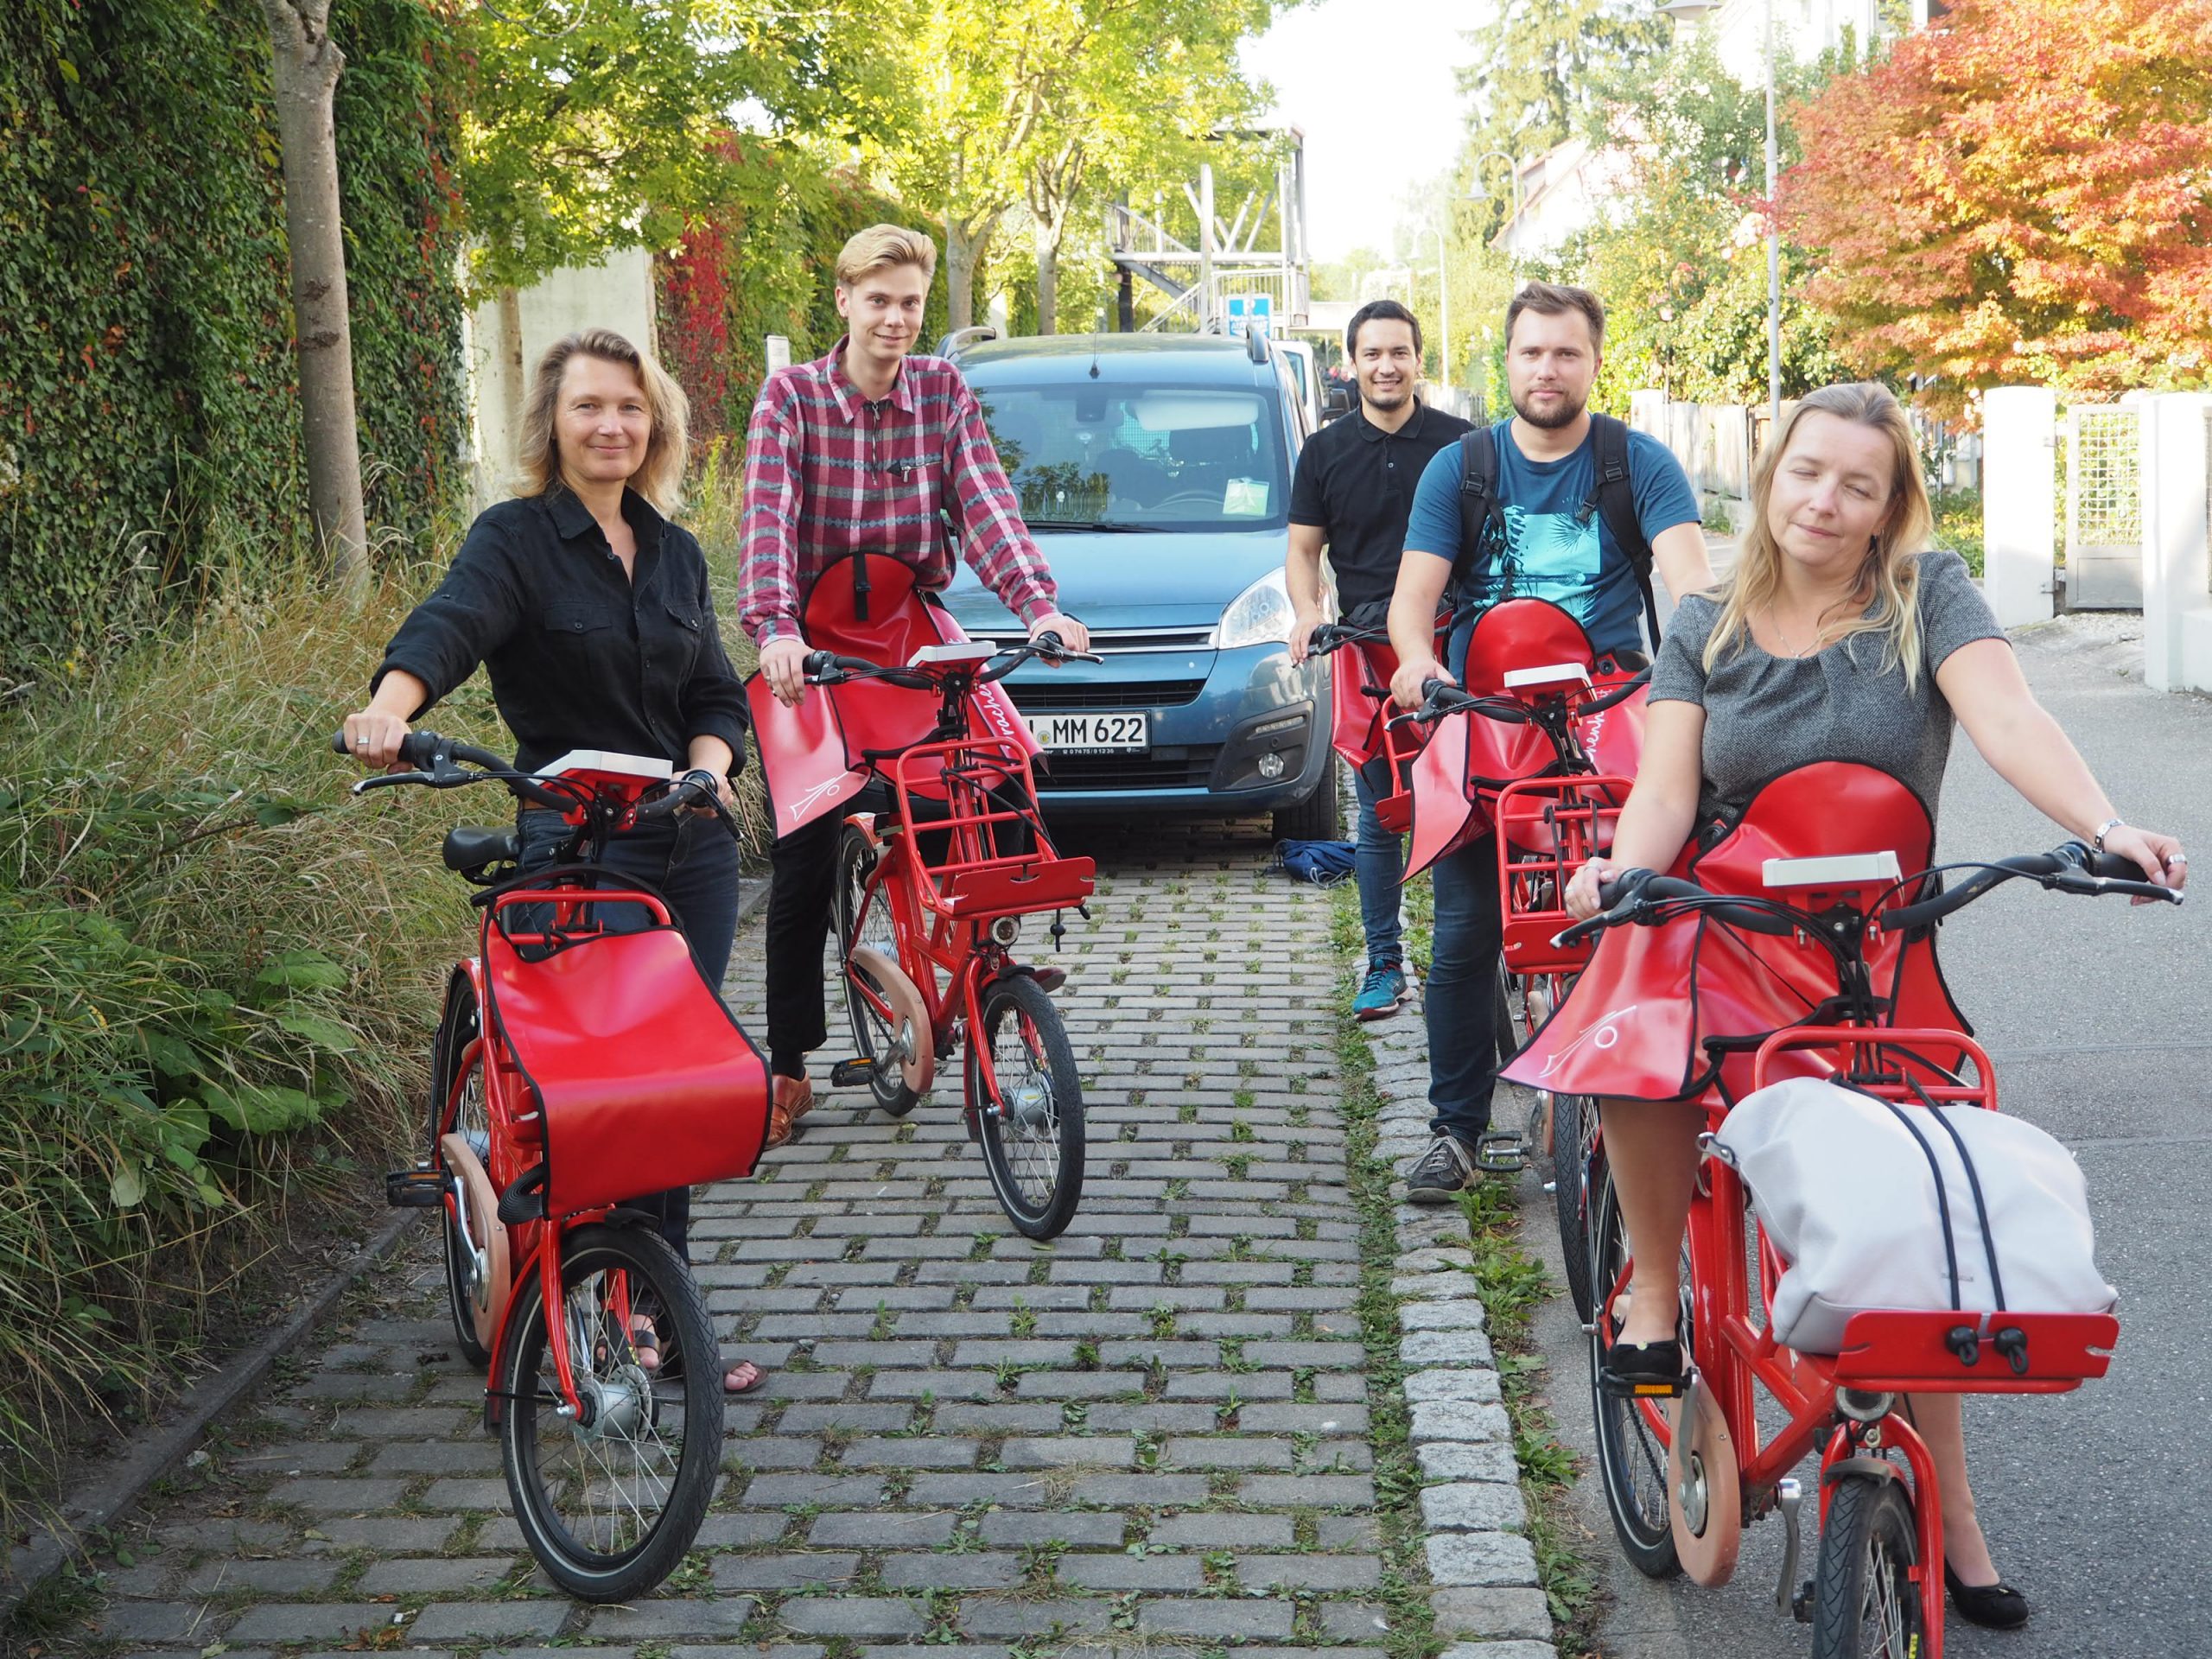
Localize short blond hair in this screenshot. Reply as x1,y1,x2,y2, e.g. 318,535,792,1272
515,328,690,516
836,224,938,289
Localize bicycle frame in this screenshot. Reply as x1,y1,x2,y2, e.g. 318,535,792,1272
840,733,1094,1129
1604,1024,2120,1655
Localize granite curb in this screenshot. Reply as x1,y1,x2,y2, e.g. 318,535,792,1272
1365,981,1561,1656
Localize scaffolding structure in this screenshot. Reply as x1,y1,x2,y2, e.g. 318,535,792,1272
1105,126,1312,334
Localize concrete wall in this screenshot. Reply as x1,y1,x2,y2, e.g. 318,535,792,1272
462,246,659,515
2140,391,2212,694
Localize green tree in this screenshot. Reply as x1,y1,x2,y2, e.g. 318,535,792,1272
1456,0,1669,238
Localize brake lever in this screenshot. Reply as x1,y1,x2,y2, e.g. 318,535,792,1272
353,770,433,794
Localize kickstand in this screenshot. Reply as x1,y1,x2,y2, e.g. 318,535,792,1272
1473,1129,1527,1173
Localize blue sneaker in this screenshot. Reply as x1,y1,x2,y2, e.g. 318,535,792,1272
1352,961,1408,1021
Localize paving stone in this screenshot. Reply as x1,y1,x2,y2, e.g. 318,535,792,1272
1421,1481,1529,1533
1137,1598,1296,1637
978,1510,1127,1547
724,1436,826,1471
588,1597,757,1639
1409,1400,1514,1444
1416,1441,1522,1484
741,1473,887,1507
265,1477,410,1512
226,1441,359,1475
776,1402,914,1433
806,1510,957,1547
1317,1601,1398,1642
182,1558,342,1595
959,1598,1113,1637
1071,1473,1211,1506
692,1511,794,1548
86,1602,219,1643
878,1552,1025,1589
1426,1531,1542,1587
839,1435,980,1468
1241,1403,1370,1433
368,1440,503,1475
1402,1328,1497,1367
1437,1644,1560,1659
226,1604,417,1643
418,1477,512,1510
1002,1434,1136,1467
1400,1299,1490,1332
1433,1586,1556,1641
1404,1367,1504,1405
1236,1473,1376,1506
1320,1515,1385,1549
1162,1436,1294,1469
774,1598,928,1637
1054,1552,1205,1591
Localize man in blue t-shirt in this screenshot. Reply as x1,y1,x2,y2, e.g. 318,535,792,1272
1384,282,1712,1202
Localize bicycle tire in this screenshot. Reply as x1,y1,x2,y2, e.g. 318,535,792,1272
429,974,491,1368
1550,1091,1598,1324
1587,1160,1681,1579
499,1224,721,1601
1808,1475,1926,1659
970,973,1085,1239
1491,956,1521,1066
831,824,921,1117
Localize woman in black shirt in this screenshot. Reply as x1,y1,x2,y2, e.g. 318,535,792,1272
342,327,765,1394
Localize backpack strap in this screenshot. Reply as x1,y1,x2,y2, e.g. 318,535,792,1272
1456,427,1509,594
1586,412,1662,646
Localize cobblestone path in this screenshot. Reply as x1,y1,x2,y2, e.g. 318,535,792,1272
57,819,1408,1658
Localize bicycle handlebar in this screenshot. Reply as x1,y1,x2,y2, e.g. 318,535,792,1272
801,633,1100,690
1556,841,2181,950
327,728,727,823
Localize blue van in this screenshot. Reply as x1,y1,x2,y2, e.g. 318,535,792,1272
941,333,1339,840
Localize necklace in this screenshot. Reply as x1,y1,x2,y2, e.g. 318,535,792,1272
1767,603,1818,658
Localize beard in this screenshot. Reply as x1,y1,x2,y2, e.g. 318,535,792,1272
1510,385,1586,429
1362,379,1413,412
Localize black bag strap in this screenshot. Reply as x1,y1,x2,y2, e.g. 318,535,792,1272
1910,1077,2009,1312
1456,427,1510,595
1875,1095,1965,1309
1586,412,1662,649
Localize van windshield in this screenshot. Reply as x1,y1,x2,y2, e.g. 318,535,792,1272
974,384,1288,531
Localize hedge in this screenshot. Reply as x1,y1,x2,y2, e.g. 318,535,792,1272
0,0,467,681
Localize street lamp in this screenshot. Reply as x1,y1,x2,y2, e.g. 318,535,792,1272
1658,0,1781,431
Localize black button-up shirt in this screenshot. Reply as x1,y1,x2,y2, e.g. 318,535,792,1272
1288,399,1476,618
375,486,748,775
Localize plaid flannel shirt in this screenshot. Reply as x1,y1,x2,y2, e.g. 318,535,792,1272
737,339,1058,645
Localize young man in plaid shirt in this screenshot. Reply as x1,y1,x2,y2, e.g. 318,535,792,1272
739,224,1089,1145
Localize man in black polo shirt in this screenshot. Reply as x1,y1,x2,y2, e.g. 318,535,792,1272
1287,299,1473,1020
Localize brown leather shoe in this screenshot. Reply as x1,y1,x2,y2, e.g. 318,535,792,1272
766,1076,815,1149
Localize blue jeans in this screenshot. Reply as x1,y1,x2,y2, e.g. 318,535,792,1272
1351,757,1405,969
517,809,741,1263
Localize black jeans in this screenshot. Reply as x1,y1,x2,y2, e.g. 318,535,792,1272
516,810,741,1263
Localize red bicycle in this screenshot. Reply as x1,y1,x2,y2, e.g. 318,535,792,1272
1389,597,1649,1185
1554,770,2179,1656
804,637,1099,1238
344,732,767,1599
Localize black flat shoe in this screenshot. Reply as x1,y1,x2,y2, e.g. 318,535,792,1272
1599,1337,1686,1397
1944,1563,2029,1629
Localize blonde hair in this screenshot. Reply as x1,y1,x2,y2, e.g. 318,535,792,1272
836,224,938,288
1701,381,1936,688
516,328,690,516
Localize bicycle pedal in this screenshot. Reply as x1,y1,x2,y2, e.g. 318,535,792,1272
385,1166,452,1210
1597,1370,1688,1401
1472,1131,1528,1173
829,1058,874,1089
1790,1578,1816,1623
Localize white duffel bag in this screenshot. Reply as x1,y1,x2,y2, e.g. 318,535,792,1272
1709,1076,2116,1355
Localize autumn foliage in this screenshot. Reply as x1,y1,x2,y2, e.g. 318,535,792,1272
1782,0,2212,413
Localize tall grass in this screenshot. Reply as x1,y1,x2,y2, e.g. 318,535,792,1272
0,552,503,1523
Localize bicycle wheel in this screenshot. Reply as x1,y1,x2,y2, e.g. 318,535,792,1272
970,972,1084,1239
499,1224,722,1601
1809,1476,1926,1659
1586,1160,1681,1578
429,975,492,1368
831,824,921,1116
1550,1091,1598,1324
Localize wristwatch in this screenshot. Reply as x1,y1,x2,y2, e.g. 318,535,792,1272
2091,817,2125,853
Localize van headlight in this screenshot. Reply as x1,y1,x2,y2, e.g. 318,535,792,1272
1214,567,1297,650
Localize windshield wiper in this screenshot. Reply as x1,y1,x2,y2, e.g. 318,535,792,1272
1023,518,1154,532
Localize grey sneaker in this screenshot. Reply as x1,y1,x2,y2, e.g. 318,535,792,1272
1405,1134,1479,1204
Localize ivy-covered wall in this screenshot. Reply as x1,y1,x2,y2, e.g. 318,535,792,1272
660,140,952,445
0,0,467,679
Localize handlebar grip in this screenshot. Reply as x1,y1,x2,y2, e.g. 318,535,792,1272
332,728,448,766
801,651,836,677
1033,630,1063,654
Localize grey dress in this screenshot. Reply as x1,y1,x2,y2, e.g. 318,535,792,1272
1649,549,2007,822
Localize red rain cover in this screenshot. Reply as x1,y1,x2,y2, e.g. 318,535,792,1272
1500,762,1967,1103
482,920,771,1213
748,555,1039,838
1328,639,1402,772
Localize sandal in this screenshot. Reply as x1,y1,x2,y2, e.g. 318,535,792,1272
595,1313,660,1373
722,1360,767,1395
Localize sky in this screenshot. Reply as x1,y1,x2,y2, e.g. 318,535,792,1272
1241,0,1493,263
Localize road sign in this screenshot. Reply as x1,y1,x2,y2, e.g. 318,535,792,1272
1225,294,1273,338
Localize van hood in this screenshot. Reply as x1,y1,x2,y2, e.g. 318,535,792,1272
942,527,1286,635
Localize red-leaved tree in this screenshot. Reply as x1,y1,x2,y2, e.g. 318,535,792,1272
1782,0,2212,414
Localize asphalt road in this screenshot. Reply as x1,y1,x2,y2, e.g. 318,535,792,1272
1516,614,2212,1658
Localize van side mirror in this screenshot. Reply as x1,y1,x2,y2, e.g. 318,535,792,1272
1321,381,1353,422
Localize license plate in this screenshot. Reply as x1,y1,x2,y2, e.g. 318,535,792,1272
1025,711,1150,753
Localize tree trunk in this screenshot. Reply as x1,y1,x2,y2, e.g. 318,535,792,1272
945,219,977,331
498,284,526,480
258,0,368,601
1034,219,1059,336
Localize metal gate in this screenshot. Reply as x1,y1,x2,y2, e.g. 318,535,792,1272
2064,404,2142,608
